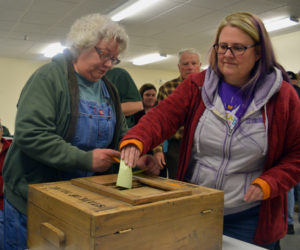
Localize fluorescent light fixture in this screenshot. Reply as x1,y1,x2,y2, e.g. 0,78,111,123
132,53,168,65
42,42,67,58
111,0,161,21
264,16,299,32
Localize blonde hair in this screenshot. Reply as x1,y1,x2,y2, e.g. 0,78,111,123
66,13,129,58
209,12,288,87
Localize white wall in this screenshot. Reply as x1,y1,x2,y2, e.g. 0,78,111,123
0,58,47,134
271,30,300,73
0,30,300,134
124,67,178,89
0,58,177,134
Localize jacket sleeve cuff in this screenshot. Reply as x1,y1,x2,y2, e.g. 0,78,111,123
119,139,143,153
252,178,271,200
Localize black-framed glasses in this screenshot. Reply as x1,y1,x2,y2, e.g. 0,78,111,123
213,43,257,56
94,47,120,65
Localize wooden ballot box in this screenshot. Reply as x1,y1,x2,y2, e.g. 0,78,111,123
27,174,224,250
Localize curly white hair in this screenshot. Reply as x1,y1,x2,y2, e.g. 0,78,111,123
66,13,129,58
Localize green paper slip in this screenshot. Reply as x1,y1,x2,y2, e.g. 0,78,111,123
116,159,133,189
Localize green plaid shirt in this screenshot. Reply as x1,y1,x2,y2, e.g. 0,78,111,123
153,76,184,153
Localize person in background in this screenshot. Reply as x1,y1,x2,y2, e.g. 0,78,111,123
286,70,300,235
119,12,300,249
2,13,158,250
287,71,300,97
1,125,12,138
0,120,12,250
106,67,143,128
153,48,201,179
133,84,159,166
134,83,157,124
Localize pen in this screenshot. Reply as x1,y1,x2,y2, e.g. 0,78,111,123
112,156,120,163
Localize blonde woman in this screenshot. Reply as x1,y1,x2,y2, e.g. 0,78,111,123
120,12,300,249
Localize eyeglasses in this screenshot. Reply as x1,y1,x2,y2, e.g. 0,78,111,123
94,47,120,65
213,43,257,56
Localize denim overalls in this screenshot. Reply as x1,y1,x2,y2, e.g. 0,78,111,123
3,76,117,250
62,76,116,179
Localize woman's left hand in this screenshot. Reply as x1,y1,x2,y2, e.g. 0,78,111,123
243,184,264,202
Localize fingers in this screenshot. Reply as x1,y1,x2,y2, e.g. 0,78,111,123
154,152,166,169
105,149,121,159
121,144,141,168
161,153,166,165
92,148,123,171
244,184,263,202
161,155,166,169
121,148,125,160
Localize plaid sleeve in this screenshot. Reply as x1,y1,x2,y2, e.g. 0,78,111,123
157,84,169,102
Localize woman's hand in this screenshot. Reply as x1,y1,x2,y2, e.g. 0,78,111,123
92,149,120,172
120,145,160,175
154,151,166,170
137,154,161,175
120,144,141,168
244,184,264,202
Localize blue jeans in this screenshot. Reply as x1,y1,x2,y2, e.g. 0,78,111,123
287,182,300,225
3,197,27,250
224,205,276,250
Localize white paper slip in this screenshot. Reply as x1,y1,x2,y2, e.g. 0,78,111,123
116,159,133,189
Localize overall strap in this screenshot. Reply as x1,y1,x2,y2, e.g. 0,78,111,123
64,50,80,142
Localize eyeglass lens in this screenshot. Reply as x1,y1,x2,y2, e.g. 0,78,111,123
94,47,120,65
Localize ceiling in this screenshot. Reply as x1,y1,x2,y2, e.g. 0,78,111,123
0,0,300,72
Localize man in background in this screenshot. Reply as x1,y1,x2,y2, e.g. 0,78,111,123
154,48,201,179
106,68,143,128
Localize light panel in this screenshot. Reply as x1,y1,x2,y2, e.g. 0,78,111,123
111,0,161,22
132,53,168,65
264,17,299,32
42,43,66,58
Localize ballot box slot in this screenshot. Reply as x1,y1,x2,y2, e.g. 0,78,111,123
71,175,192,205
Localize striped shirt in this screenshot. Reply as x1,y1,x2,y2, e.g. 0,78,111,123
153,76,184,153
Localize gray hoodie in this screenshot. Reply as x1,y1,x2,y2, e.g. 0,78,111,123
185,67,282,215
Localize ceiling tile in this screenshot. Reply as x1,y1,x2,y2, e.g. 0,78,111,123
0,0,33,11
0,9,25,22
0,0,299,71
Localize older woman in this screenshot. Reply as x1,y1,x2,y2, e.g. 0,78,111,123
120,12,300,249
2,13,158,250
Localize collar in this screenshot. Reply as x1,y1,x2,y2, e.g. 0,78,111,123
202,67,282,111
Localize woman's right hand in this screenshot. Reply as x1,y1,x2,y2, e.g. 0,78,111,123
92,148,120,172
154,151,166,169
120,144,141,168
